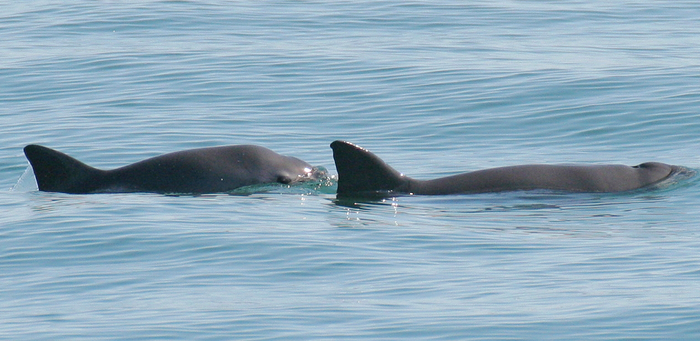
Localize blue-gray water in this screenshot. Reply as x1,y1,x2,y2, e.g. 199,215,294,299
3,1,700,339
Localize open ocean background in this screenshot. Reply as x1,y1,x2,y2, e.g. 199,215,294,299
3,1,700,339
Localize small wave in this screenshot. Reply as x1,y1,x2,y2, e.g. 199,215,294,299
653,166,698,191
227,168,337,196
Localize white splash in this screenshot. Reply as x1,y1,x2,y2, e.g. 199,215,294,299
10,164,38,192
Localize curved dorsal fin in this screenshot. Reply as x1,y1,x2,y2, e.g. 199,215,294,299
330,141,407,196
23,145,103,193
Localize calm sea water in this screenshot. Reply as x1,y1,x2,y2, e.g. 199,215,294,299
3,1,700,339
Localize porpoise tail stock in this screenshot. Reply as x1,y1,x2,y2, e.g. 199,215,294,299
24,144,325,195
330,140,680,197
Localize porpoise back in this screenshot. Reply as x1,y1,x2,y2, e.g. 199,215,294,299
330,140,678,197
24,144,323,194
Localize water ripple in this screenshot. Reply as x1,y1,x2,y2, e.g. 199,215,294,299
3,1,700,340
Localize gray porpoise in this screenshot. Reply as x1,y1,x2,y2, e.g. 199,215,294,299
24,144,324,194
330,140,679,197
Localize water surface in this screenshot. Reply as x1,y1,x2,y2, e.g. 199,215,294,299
2,1,700,339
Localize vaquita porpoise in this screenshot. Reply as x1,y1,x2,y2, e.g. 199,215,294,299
330,140,679,197
24,144,325,194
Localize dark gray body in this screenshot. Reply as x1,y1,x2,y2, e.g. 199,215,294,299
330,141,678,197
24,144,323,194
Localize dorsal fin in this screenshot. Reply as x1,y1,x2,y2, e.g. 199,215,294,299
23,145,103,193
330,141,407,196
